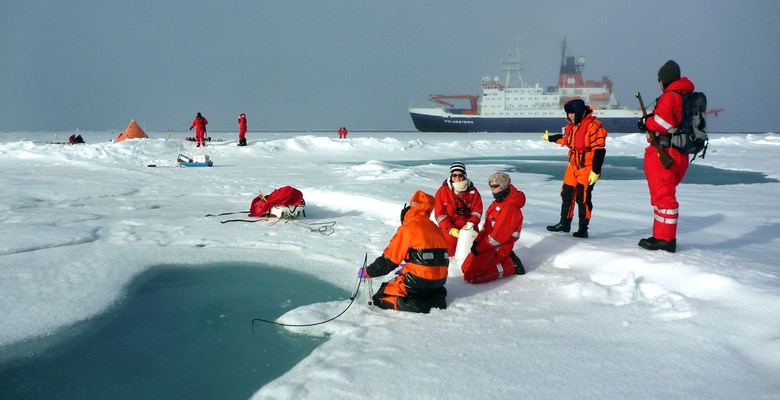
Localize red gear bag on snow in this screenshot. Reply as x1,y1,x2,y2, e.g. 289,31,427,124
249,186,305,218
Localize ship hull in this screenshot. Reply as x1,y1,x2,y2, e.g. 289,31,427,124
409,109,642,133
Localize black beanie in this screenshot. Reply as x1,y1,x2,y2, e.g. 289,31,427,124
657,60,681,85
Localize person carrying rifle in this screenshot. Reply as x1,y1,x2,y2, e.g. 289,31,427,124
636,60,695,253
543,99,607,238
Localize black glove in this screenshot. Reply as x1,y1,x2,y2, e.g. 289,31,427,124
637,114,654,133
470,243,480,256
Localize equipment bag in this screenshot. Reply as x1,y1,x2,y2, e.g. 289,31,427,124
250,186,306,219
671,91,709,160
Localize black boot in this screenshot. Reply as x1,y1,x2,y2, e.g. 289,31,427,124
572,218,589,238
509,251,526,275
638,237,676,253
546,218,572,233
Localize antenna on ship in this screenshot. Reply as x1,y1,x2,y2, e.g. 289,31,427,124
501,37,525,88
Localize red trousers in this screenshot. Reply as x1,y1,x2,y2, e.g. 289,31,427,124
643,145,689,241
461,247,518,283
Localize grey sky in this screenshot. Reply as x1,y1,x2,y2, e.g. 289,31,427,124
1,0,777,133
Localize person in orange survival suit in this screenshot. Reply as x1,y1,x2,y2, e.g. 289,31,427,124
636,60,695,253
189,112,208,147
237,113,247,146
434,161,483,257
543,98,607,238
461,172,526,283
359,190,449,313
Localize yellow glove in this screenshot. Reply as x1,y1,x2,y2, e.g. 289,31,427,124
449,228,460,238
542,130,549,142
588,171,600,185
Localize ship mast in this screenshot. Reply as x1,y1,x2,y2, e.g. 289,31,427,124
501,38,525,88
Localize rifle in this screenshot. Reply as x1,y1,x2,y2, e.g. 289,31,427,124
636,92,674,169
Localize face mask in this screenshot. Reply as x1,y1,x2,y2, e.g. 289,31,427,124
493,187,510,202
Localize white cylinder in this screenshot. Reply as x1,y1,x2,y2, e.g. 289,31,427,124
451,227,478,270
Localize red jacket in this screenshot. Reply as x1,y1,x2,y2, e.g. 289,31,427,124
646,77,695,136
190,116,208,135
473,185,525,254
434,180,483,232
238,115,247,135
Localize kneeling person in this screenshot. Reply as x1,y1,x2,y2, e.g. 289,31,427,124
462,172,526,283
362,190,449,313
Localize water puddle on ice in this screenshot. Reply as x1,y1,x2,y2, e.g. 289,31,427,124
0,263,346,399
396,156,777,185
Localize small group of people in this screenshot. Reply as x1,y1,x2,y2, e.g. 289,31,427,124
359,165,526,313
68,134,85,144
361,59,695,313
188,112,249,147
337,127,348,139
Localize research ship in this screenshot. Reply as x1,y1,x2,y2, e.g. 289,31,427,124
409,40,642,133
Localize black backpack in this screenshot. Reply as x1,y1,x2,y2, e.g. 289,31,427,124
671,91,708,160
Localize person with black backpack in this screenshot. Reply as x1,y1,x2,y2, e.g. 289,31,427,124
636,60,696,253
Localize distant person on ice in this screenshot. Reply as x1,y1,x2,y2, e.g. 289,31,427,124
636,60,695,253
434,161,483,257
338,127,348,139
189,112,208,147
237,113,247,146
358,190,449,313
542,98,607,238
461,171,526,283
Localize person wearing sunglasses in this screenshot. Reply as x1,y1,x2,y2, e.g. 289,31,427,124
461,171,526,283
542,98,608,239
434,161,484,258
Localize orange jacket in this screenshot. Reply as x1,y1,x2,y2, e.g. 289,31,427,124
554,107,607,172
366,190,449,295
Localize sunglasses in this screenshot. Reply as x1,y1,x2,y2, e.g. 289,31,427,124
450,173,465,178
489,184,501,189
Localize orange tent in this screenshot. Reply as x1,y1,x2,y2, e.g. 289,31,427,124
116,120,148,142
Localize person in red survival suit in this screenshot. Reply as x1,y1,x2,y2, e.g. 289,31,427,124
189,112,208,147
543,99,607,238
237,113,247,146
461,171,526,283
636,60,695,253
359,190,449,313
434,161,483,257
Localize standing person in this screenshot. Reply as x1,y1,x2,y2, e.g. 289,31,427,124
461,172,526,284
636,60,695,253
189,112,208,147
543,98,607,238
434,161,483,257
237,113,247,146
358,190,449,313
337,127,345,139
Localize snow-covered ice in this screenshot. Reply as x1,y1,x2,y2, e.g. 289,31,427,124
1,130,778,399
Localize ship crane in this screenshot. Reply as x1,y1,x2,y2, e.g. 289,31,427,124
428,95,479,115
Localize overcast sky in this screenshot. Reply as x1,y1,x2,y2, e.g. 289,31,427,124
1,0,777,133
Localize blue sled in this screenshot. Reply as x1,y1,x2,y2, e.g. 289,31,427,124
179,161,213,167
